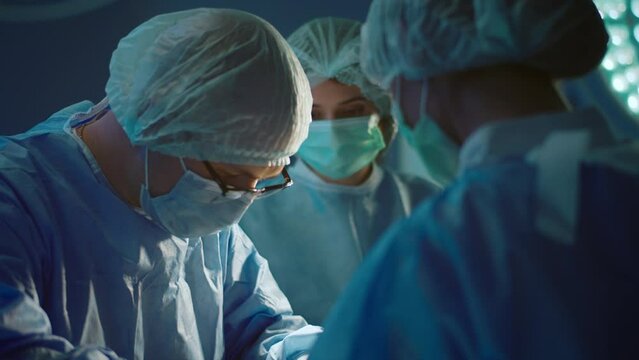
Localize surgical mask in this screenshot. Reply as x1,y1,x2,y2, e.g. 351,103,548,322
297,114,386,179
139,149,256,238
392,81,459,187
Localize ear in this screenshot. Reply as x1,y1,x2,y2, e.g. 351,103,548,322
427,75,464,145
374,114,397,164
378,114,397,147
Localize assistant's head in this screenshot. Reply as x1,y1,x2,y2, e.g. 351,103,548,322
287,17,393,184
361,0,609,185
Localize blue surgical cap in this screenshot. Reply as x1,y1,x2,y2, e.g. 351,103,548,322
361,0,609,88
106,8,312,166
287,17,391,116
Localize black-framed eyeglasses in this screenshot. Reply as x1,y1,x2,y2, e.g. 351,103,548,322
203,161,293,198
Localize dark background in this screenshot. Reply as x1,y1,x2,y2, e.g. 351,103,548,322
0,0,371,135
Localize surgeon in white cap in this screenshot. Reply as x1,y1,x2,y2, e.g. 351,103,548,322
0,8,320,360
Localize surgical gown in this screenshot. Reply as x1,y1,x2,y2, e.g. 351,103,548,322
240,160,438,324
0,101,320,360
311,108,639,359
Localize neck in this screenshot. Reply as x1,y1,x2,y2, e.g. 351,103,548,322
308,162,373,186
80,111,145,207
433,65,568,143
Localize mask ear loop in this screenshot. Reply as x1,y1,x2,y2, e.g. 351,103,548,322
144,146,150,189
178,157,188,172
392,77,411,129
394,77,403,105
419,79,429,120
368,113,381,128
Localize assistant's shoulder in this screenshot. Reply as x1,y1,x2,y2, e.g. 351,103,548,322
389,168,439,189
353,162,537,313
584,141,639,177
317,162,543,359
220,224,262,262
379,166,441,206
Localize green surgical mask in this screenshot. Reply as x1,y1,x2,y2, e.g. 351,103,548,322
392,80,459,187
297,114,386,179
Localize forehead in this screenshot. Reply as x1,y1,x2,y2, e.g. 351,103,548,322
311,79,367,106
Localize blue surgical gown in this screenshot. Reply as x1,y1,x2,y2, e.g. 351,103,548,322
0,101,320,360
311,108,639,359
240,160,438,324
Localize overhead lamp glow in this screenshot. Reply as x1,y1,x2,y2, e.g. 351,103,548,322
610,25,629,45
625,66,639,83
593,0,639,124
615,46,635,65
602,55,617,70
627,94,639,113
632,0,639,17
603,0,627,19
612,73,630,92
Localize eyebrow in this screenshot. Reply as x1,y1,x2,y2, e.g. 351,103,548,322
338,96,369,106
312,96,369,108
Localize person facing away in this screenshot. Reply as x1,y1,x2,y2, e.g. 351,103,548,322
0,8,323,360
311,0,639,358
239,17,440,325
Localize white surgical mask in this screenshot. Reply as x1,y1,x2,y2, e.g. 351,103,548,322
139,149,256,238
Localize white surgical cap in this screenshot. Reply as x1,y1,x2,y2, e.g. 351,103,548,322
106,8,312,166
287,17,391,116
361,0,609,88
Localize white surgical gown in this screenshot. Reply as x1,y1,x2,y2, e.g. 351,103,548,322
311,108,639,359
240,160,438,324
0,101,320,360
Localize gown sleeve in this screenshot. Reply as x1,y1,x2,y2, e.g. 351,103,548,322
0,174,121,360
222,225,322,360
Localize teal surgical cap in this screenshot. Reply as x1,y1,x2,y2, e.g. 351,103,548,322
288,17,391,116
106,8,312,166
361,0,610,89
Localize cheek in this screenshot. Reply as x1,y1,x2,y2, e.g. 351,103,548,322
147,163,183,196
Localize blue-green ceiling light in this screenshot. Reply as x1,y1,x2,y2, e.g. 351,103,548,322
595,0,639,118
